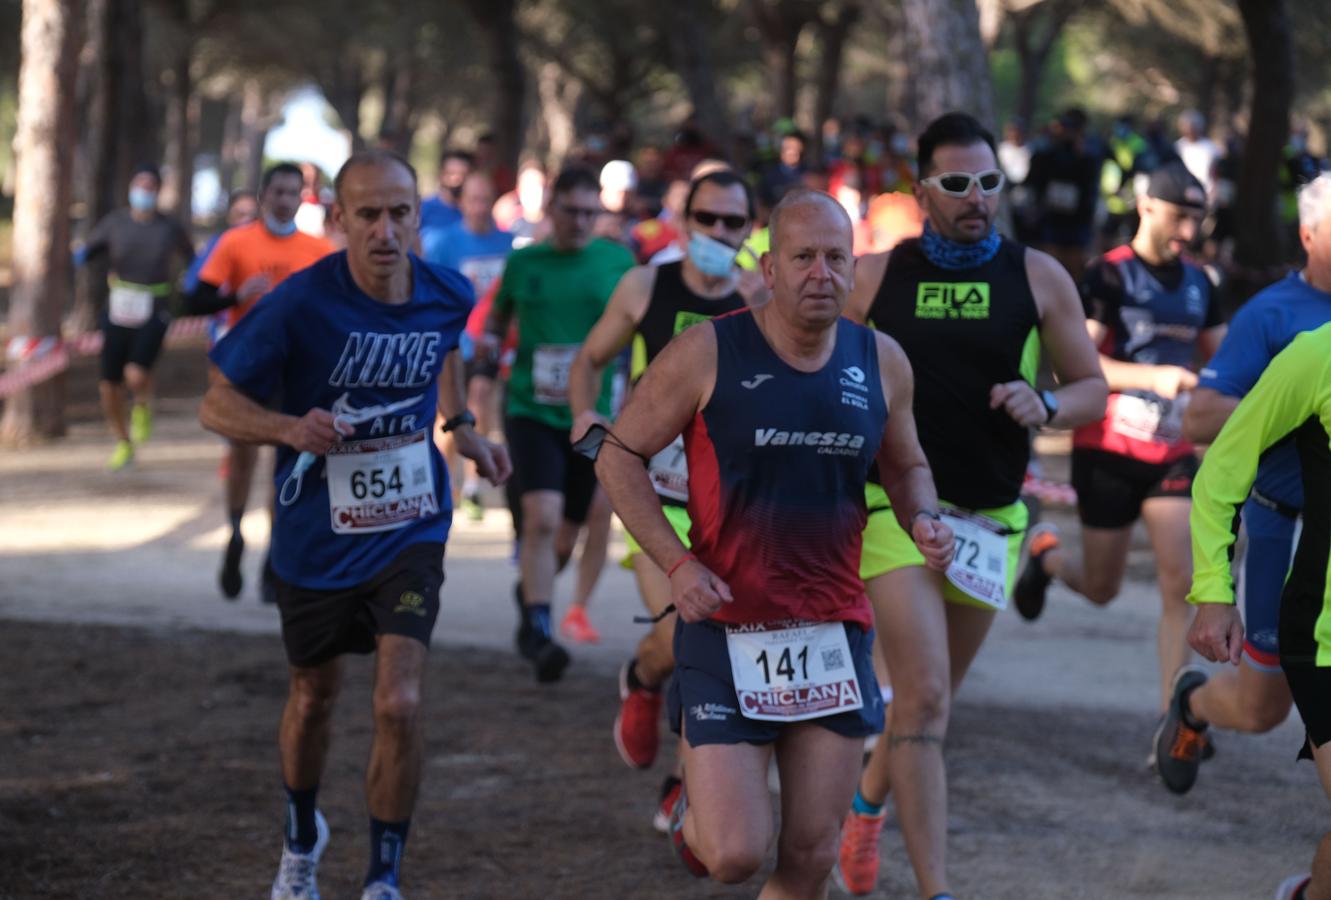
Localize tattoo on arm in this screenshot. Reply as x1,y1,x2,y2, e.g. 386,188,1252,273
887,731,943,748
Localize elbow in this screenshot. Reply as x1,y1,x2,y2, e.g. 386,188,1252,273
1059,376,1108,429
1181,408,1206,444
1181,403,1220,445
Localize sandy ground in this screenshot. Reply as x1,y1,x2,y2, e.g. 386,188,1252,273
0,346,1323,898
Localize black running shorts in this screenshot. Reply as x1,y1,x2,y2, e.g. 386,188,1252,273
1071,448,1198,529
1283,664,1331,758
101,314,169,383
504,414,597,525
274,542,444,668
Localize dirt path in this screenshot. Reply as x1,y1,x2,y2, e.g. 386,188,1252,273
0,347,1322,898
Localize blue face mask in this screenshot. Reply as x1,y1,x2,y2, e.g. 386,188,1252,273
688,231,739,277
128,188,157,212
264,214,297,237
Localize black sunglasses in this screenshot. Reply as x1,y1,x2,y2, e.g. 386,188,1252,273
690,210,749,230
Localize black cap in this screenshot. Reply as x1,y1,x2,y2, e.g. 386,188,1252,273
1147,160,1206,210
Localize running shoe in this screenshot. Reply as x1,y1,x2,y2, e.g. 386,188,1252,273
614,660,662,769
1273,874,1312,900
668,785,709,878
516,599,571,683
1153,666,1209,794
653,775,682,833
833,807,887,896
106,440,134,471
130,404,153,444
270,810,329,900
1014,524,1060,621
460,493,484,522
359,882,404,900
560,605,601,644
219,531,245,600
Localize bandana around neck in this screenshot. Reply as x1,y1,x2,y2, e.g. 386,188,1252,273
920,220,1001,270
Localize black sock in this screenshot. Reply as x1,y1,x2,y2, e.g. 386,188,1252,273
524,603,553,639
284,784,319,853
659,773,681,801
228,510,243,535
365,817,410,887
1180,686,1208,732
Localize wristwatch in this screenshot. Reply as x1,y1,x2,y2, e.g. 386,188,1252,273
441,410,477,433
1039,390,1059,425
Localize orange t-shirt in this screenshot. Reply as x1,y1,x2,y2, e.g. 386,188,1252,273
198,222,334,327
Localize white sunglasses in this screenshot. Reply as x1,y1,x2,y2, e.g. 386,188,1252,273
919,169,1006,197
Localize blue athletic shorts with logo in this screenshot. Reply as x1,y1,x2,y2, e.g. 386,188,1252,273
1237,494,1300,671
667,618,884,746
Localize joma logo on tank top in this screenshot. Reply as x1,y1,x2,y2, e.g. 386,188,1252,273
916,282,991,320
328,331,441,388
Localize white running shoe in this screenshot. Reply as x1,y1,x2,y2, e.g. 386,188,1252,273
1274,874,1311,900
271,810,329,900
361,882,405,900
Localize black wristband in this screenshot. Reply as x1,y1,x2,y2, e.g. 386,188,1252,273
910,508,941,528
441,410,477,433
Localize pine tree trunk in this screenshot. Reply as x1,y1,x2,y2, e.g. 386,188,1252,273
2,0,83,446
899,0,995,131
1232,0,1293,299
662,0,732,155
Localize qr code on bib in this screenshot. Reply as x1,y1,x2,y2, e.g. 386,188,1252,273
821,647,845,671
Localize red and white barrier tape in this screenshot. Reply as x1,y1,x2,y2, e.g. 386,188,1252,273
0,316,211,399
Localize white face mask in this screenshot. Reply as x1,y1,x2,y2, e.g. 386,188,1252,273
688,231,739,276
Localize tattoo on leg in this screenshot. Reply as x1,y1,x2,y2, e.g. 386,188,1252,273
887,732,943,748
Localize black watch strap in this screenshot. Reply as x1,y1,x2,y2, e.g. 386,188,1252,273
441,410,477,432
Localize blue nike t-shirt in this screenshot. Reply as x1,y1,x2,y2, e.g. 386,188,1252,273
210,251,474,590
1197,272,1331,508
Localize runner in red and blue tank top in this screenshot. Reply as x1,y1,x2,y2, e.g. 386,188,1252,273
594,190,953,897
1014,160,1228,754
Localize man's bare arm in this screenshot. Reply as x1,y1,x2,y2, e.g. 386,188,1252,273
200,366,338,453
437,348,512,484
568,266,654,433
1026,249,1108,428
873,333,954,571
873,334,939,530
1183,387,1240,444
595,323,714,572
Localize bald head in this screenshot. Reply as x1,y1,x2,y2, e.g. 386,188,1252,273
334,150,418,204
762,189,854,329
768,189,852,255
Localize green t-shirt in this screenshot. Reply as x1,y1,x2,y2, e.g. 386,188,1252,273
1189,322,1331,667
495,238,635,429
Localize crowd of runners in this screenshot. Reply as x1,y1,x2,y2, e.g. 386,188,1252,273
59,103,1331,900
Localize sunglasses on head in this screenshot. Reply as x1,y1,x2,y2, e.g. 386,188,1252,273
690,210,749,230
919,169,1005,198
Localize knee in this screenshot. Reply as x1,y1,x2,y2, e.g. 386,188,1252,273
289,678,338,724
373,684,422,734
1237,697,1291,734
892,673,950,731
702,842,765,884
776,828,839,885
1082,578,1121,606
522,507,560,542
